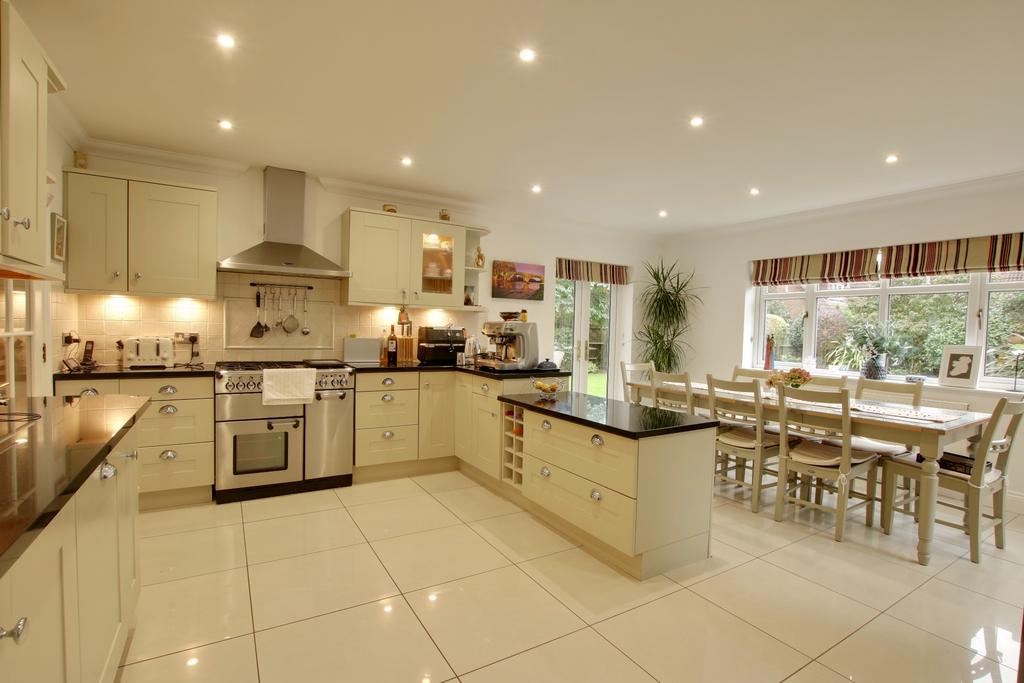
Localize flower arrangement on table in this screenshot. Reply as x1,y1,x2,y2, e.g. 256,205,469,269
766,368,812,389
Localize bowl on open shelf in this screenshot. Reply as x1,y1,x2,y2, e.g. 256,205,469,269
498,311,521,321
531,377,566,399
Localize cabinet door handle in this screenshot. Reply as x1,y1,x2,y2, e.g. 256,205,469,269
381,393,394,402
541,420,552,430
100,461,118,480
79,387,99,397
481,383,489,393
0,617,27,643
158,384,178,394
382,430,394,440
590,489,603,502
382,377,395,386
591,434,604,447
540,466,551,477
120,450,139,461
159,450,177,461
134,272,142,280
13,217,30,230
113,271,121,279
158,404,178,415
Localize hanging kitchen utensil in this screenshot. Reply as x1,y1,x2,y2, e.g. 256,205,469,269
274,288,284,328
261,287,271,332
249,288,265,338
301,290,311,335
282,288,300,334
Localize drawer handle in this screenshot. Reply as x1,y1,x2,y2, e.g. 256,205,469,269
159,385,178,395
540,466,551,477
0,617,27,643
382,377,395,386
383,430,395,440
481,383,490,393
158,404,178,415
159,450,177,461
100,461,118,480
381,393,394,402
591,434,604,447
79,387,99,397
590,489,603,502
541,420,552,430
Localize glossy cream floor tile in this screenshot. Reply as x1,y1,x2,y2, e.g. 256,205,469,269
820,614,1018,683
663,539,754,587
782,661,852,682
371,524,510,592
887,579,1021,669
346,494,461,540
983,527,1024,565
334,477,425,507
460,628,654,682
255,598,454,683
407,565,585,674
937,555,1024,607
433,485,522,522
243,507,364,564
1008,514,1023,532
710,502,816,556
762,531,930,610
138,502,241,538
519,548,682,623
595,589,809,682
118,635,258,683
240,490,343,523
139,524,246,586
247,543,398,630
468,511,577,563
832,520,967,575
126,568,253,664
690,559,878,657
413,470,480,494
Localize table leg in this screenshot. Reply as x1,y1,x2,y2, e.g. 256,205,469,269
916,438,940,566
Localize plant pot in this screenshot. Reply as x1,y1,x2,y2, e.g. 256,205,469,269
861,354,887,380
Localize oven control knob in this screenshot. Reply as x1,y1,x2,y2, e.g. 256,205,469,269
225,382,235,391
256,381,263,390
246,381,256,390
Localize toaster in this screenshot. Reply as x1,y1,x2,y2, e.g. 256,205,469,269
123,337,174,368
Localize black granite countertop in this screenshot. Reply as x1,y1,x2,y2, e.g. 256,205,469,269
499,392,718,439
54,364,217,381
348,362,571,380
0,394,149,577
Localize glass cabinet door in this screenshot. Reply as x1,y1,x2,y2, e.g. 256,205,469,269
411,221,465,306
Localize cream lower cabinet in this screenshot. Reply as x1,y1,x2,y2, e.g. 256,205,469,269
453,373,473,460
456,376,534,479
355,372,419,466
419,372,455,459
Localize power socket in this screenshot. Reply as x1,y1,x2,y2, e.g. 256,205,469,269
62,332,81,346
173,332,199,344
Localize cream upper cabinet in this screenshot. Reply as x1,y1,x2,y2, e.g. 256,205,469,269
65,173,129,292
343,210,411,304
453,372,473,461
419,372,455,459
410,220,465,307
128,181,217,297
0,1,49,267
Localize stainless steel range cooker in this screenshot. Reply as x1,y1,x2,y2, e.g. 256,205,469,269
213,360,354,502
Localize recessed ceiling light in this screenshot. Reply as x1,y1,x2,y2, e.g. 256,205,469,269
531,184,542,194
216,34,235,48
749,187,760,196
689,115,704,128
519,48,536,63
218,119,233,130
885,154,899,164
658,210,668,217
400,156,413,166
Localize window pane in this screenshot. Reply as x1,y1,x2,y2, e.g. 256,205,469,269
764,299,804,363
989,271,1024,284
985,290,1024,377
553,280,576,372
890,274,970,287
888,293,968,377
764,284,805,294
815,296,881,370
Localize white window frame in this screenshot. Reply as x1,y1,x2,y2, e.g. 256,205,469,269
751,272,1024,389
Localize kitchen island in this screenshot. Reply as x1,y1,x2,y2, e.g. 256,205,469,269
496,392,718,579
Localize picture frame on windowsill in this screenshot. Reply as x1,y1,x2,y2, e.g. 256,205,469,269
938,345,982,388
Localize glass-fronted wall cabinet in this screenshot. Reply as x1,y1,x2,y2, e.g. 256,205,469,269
410,220,465,307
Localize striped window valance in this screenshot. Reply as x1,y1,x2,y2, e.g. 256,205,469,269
881,233,1024,278
556,257,630,285
751,248,879,286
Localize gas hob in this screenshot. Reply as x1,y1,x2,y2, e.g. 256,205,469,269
214,360,354,394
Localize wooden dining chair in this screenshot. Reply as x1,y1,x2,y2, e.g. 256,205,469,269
803,375,848,390
652,370,694,414
708,375,789,513
732,366,771,385
621,361,655,404
774,385,881,541
881,397,1024,562
855,377,923,407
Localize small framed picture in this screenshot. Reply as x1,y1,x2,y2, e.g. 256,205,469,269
938,345,982,388
51,213,67,262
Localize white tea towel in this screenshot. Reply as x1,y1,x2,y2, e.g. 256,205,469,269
262,368,316,405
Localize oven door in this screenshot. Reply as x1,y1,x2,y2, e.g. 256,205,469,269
216,417,304,490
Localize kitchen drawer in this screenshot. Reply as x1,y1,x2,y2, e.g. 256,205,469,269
119,376,213,400
357,372,419,392
523,411,638,497
138,441,214,492
501,377,538,395
54,378,120,397
355,389,418,429
355,425,418,466
135,398,214,447
472,376,500,397
522,454,636,556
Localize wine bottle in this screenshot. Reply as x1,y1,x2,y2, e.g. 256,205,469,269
387,325,398,366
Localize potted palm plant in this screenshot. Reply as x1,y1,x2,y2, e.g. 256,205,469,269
825,320,907,380
636,260,701,372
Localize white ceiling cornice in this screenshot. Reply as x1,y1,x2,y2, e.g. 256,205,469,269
82,138,252,176
316,176,480,213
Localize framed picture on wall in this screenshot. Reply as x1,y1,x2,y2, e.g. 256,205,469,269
492,260,545,301
51,213,67,262
938,345,982,388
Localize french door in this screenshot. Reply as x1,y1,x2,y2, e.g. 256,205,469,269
554,279,616,397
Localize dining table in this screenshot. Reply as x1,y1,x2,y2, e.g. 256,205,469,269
627,380,992,566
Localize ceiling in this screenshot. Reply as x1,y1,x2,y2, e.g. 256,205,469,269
18,0,1024,234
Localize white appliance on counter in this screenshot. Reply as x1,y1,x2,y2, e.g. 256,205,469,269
122,336,174,368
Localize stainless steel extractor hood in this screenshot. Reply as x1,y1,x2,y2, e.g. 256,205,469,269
217,166,352,279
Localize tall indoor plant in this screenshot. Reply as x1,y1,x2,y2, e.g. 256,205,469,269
636,260,701,372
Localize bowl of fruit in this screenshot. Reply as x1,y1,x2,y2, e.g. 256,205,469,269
531,377,566,400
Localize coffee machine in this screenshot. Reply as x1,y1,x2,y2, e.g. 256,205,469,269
477,321,539,371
